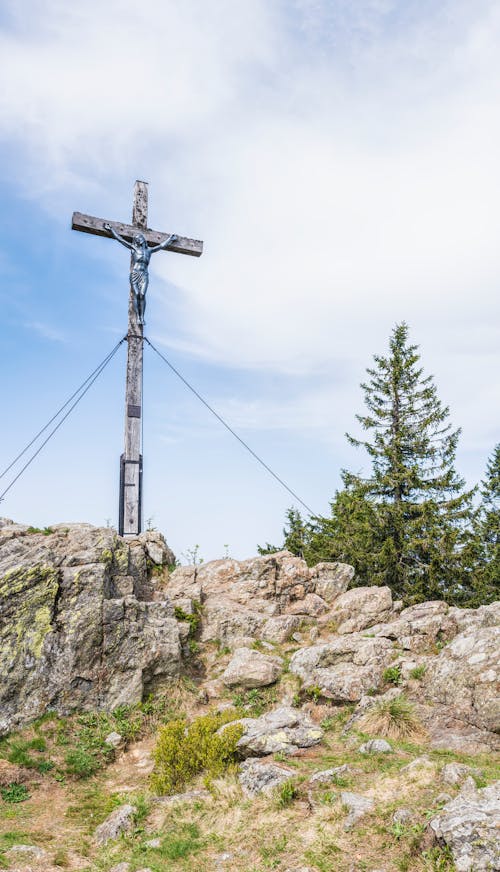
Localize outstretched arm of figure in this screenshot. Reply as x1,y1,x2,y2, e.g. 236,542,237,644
150,233,178,254
103,223,133,249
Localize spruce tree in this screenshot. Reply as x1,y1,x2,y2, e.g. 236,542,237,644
470,444,500,604
336,322,475,601
266,324,475,603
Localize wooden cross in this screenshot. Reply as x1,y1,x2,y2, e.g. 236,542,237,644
72,180,203,538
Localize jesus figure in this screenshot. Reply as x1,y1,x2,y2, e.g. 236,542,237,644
104,223,177,326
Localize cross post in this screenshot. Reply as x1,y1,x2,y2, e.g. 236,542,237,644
72,180,203,537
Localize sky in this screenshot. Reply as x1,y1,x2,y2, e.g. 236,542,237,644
0,0,499,562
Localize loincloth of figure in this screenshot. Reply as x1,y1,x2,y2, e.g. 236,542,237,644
130,267,148,296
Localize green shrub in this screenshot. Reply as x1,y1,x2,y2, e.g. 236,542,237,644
151,709,243,795
1,783,30,803
383,665,402,685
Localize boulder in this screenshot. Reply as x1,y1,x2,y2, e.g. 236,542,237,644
358,739,392,754
261,615,302,643
440,763,481,786
310,562,354,602
320,586,393,634
0,523,181,735
222,647,283,688
423,626,499,735
5,844,46,861
94,804,135,846
341,791,374,829
239,757,295,796
289,635,394,702
287,593,328,617
222,706,323,757
429,780,500,871
310,764,353,785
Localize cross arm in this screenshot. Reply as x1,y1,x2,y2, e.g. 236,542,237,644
71,212,203,257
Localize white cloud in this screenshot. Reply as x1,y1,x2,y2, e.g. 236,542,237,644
0,0,498,505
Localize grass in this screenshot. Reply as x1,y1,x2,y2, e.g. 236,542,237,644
358,695,426,740
0,784,30,803
409,665,427,680
230,686,277,716
382,664,403,685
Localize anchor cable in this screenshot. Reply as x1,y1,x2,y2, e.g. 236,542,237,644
144,337,317,517
0,337,126,503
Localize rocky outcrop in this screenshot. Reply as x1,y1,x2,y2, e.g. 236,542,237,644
2,522,499,755
430,779,500,871
0,522,181,735
166,551,354,645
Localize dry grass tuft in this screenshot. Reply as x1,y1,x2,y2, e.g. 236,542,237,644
358,695,426,741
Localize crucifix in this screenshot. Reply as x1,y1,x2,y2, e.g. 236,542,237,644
72,180,203,537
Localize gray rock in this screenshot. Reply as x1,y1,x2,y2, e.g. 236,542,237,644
311,562,354,602
310,764,352,785
0,524,181,734
5,844,46,860
429,780,500,871
440,762,480,786
222,647,283,688
341,791,374,829
287,593,328,616
224,705,323,757
423,626,500,737
145,837,161,848
239,757,295,796
261,615,302,643
105,731,123,748
289,635,394,702
323,586,393,634
109,865,131,872
435,793,453,805
94,803,135,846
393,807,416,825
358,738,393,754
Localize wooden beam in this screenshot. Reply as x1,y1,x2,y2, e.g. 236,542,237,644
71,211,203,257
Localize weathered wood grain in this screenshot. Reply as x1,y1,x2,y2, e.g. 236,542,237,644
71,211,203,257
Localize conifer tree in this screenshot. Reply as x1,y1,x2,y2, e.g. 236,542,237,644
336,322,476,601
265,324,476,604
470,444,500,604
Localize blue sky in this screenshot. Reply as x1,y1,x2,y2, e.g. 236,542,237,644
0,0,499,561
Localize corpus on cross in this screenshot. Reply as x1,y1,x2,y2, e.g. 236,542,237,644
72,180,203,538
103,223,177,326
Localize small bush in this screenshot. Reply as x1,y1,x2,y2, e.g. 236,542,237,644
358,694,425,740
1,783,30,803
151,709,243,795
410,664,427,680
383,665,403,685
